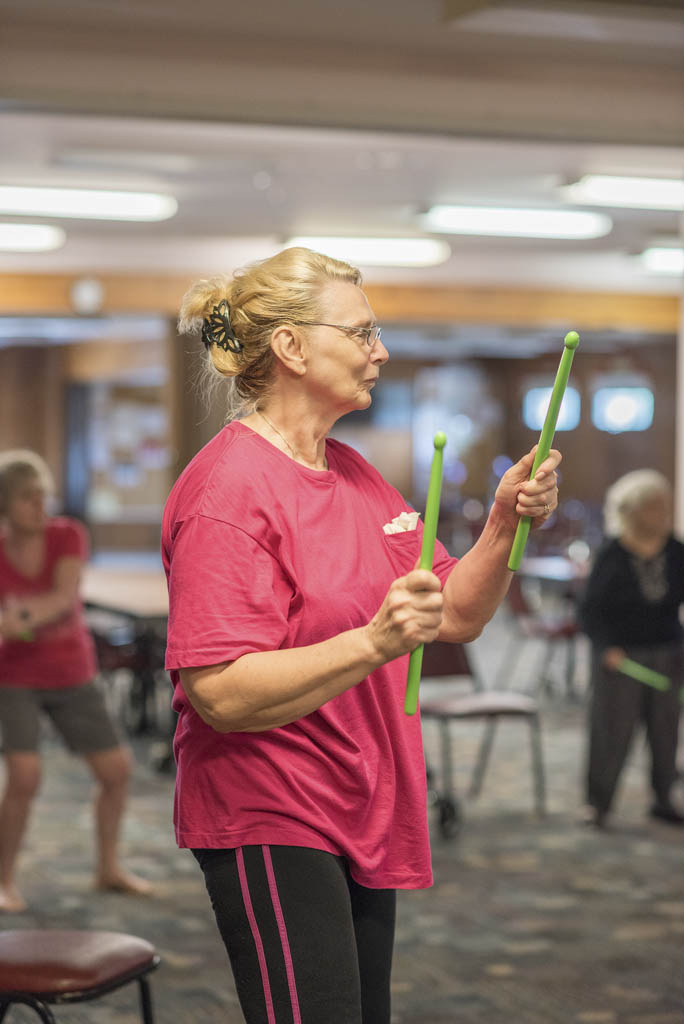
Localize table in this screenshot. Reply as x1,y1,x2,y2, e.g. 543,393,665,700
81,564,170,738
519,556,589,584
81,566,169,619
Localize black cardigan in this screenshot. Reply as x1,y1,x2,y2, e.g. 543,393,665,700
577,536,684,649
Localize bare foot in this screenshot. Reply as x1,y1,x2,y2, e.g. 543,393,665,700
95,869,153,896
0,883,28,913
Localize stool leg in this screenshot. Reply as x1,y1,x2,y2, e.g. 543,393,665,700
138,975,155,1024
529,714,546,816
0,996,57,1023
469,718,497,798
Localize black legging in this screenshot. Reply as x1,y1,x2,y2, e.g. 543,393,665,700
192,845,396,1024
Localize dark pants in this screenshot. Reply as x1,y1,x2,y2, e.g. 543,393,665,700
193,845,396,1024
586,644,682,814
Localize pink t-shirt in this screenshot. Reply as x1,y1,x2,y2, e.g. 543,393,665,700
162,421,458,889
0,517,97,689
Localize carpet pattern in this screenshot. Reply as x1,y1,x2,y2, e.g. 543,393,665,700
2,634,684,1023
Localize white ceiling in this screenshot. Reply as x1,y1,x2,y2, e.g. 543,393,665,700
0,112,680,293
0,0,681,294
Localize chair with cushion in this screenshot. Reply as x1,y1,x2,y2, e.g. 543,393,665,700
0,930,159,1023
419,641,546,837
499,573,580,699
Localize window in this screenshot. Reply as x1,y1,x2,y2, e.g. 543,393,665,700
592,387,654,433
522,386,580,431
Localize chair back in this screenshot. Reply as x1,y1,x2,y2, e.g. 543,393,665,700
420,641,484,691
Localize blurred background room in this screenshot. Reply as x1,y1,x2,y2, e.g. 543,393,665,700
0,1,683,1021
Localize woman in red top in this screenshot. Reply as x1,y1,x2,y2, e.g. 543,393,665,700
165,247,562,1024
0,450,150,912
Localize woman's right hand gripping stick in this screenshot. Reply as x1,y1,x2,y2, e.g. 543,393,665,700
367,569,444,664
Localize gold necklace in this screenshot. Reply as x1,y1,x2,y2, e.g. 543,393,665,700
257,410,328,470
258,411,297,460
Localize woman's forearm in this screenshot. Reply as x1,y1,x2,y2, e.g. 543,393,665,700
182,625,387,733
11,591,76,630
440,506,514,642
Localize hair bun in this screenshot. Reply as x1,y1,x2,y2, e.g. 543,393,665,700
209,346,242,377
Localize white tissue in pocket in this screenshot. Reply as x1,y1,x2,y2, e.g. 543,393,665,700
382,511,420,535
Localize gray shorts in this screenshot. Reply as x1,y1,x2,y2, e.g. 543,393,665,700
0,681,121,755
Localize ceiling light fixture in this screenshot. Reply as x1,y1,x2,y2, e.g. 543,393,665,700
640,247,684,275
423,205,612,239
563,175,684,211
0,186,178,221
285,236,451,267
0,223,66,252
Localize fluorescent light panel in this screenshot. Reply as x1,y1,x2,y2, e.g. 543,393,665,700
640,247,684,275
564,175,684,211
424,205,612,239
0,223,66,252
286,236,451,267
0,186,177,221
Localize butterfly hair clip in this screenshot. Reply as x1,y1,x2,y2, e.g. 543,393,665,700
201,300,243,353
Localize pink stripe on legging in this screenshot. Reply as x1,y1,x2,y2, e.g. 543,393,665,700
236,847,276,1024
263,845,302,1024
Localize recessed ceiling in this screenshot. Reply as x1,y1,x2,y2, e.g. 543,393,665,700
0,112,681,294
0,0,681,295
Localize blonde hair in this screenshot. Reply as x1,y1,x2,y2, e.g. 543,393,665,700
603,469,672,537
178,247,363,420
0,449,55,518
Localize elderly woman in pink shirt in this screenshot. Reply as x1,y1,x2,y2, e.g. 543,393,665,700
163,246,560,1024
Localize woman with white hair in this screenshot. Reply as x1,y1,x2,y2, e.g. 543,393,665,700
578,469,684,828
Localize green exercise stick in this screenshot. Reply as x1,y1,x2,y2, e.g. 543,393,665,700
617,657,670,691
508,330,580,571
405,431,447,716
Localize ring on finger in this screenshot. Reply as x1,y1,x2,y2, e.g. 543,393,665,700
543,502,550,515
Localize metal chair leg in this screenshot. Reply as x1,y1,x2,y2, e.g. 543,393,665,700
565,635,578,700
529,714,546,815
469,718,498,798
138,975,155,1024
0,996,57,1022
439,719,453,800
495,631,525,690
536,638,557,697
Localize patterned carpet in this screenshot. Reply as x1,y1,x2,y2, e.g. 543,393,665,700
2,627,684,1023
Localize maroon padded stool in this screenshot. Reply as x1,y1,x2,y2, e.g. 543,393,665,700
0,930,159,1023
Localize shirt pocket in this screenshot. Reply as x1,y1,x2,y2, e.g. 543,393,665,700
382,530,422,577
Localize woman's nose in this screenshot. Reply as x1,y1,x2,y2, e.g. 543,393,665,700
372,339,389,364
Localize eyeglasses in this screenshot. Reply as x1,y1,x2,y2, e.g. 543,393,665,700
292,320,382,348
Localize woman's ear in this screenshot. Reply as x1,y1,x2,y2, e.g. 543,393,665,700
270,325,307,377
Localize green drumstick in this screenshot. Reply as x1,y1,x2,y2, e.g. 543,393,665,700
405,431,447,716
617,657,670,691
507,331,580,571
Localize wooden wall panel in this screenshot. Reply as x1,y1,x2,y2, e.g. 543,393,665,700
0,273,679,333
0,346,66,496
